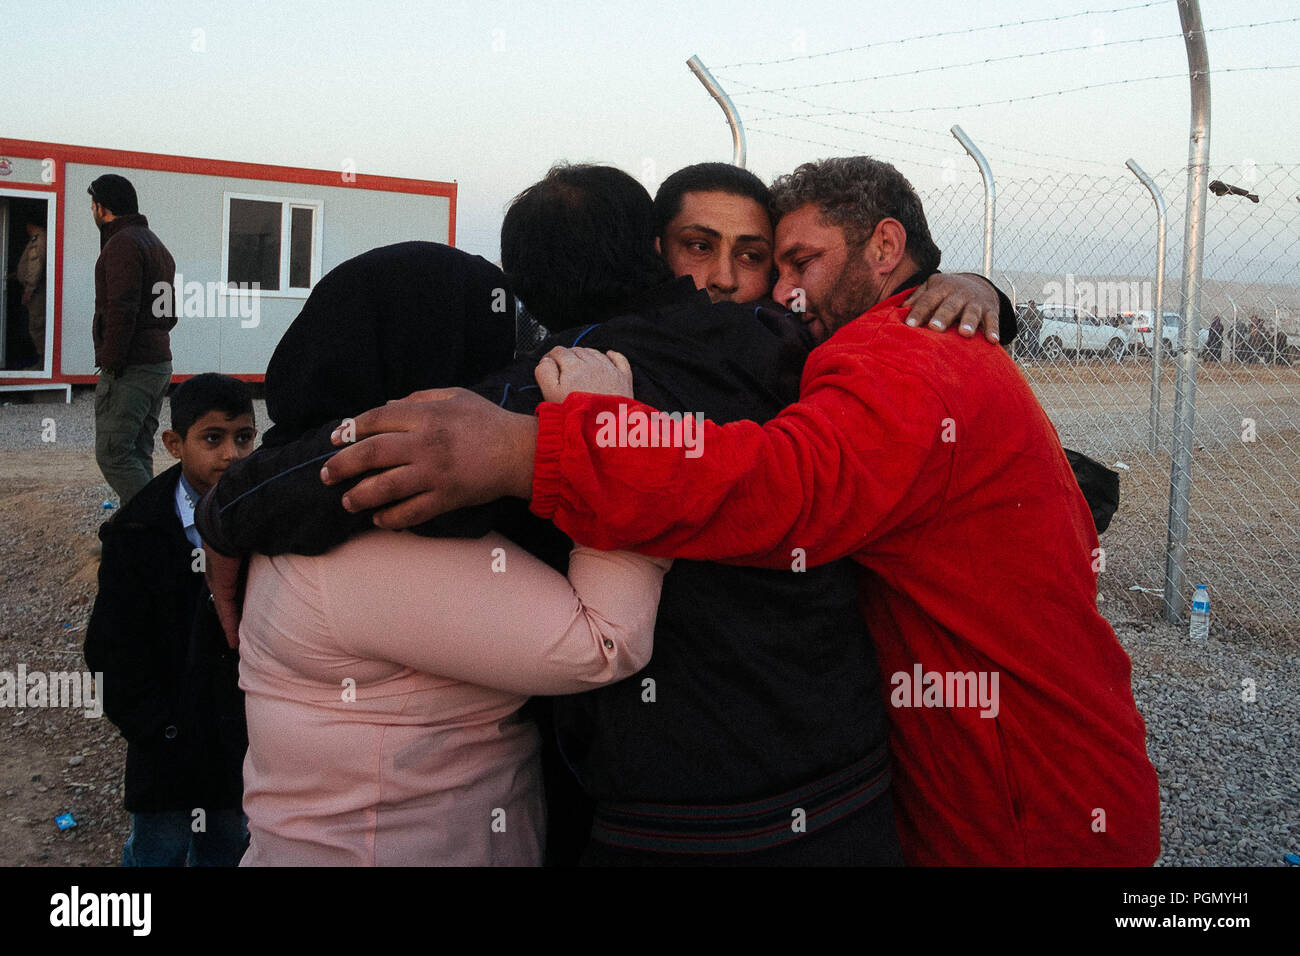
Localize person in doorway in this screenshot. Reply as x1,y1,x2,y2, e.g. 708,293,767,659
14,216,47,367
89,173,177,506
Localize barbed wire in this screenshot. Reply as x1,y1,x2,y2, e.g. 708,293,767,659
717,81,1107,173
747,120,1300,201
747,105,964,158
751,95,1300,186
745,101,1300,177
718,16,1299,169
822,65,1300,115
738,82,1113,174
746,104,1090,175
719,0,1167,68
731,77,963,144
748,103,1119,173
724,16,1300,95
746,126,955,171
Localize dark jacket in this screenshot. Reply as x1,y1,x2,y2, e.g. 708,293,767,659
85,463,246,813
92,213,177,372
522,292,888,805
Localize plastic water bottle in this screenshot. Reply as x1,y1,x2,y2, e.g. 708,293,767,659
1190,585,1210,639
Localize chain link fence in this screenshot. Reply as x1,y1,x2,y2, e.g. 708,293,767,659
920,163,1300,638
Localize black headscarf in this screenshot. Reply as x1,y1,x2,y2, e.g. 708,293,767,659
261,241,516,446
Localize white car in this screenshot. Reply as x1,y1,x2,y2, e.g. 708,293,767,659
1024,304,1132,362
1120,311,1209,353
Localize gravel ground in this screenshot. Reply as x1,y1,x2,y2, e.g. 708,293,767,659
0,388,269,450
0,388,1296,866
1114,620,1298,865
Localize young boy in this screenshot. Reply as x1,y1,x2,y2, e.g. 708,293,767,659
85,373,257,866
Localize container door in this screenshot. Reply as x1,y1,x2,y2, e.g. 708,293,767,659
0,199,8,368
1,193,52,374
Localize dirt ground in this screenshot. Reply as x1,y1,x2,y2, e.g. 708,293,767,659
1022,359,1300,639
3,453,111,864
1,441,175,866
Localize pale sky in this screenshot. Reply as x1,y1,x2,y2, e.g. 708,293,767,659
5,0,1298,262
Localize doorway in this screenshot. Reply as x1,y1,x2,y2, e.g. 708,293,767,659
2,194,52,374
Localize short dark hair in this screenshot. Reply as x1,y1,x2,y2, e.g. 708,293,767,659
87,174,139,216
500,163,673,331
770,156,941,274
169,373,254,438
652,163,772,238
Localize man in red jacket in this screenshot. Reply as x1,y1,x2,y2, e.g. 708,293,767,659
322,157,1161,866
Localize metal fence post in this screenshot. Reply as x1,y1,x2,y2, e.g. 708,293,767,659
1164,0,1212,625
686,56,747,168
1268,295,1281,363
1127,159,1168,453
951,125,995,278
999,272,1017,309
1224,292,1238,363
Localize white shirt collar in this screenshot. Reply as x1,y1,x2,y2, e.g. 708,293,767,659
174,471,202,549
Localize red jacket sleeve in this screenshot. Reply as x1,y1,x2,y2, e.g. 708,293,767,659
530,339,955,568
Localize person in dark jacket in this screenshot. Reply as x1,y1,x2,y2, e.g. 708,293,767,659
89,174,178,506
86,373,256,866
1206,315,1224,362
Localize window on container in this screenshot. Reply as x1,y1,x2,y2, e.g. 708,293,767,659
223,194,322,295
227,199,282,291
289,206,314,289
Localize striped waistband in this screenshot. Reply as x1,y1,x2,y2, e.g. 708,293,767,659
589,744,891,855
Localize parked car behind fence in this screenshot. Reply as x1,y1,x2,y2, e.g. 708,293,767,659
1120,311,1195,354
1016,303,1131,362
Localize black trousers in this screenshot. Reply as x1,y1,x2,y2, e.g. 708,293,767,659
578,790,905,867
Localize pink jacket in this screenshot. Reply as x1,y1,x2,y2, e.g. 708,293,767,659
237,528,669,866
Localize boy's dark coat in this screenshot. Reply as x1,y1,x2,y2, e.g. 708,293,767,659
85,462,246,813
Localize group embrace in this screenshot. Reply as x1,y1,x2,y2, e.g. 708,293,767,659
98,156,1161,867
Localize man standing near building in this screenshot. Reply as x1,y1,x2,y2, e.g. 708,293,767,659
89,174,177,506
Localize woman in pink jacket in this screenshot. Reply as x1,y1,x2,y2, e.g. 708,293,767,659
238,528,667,866
218,243,669,866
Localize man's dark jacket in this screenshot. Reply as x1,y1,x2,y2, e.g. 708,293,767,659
92,213,176,371
85,463,246,813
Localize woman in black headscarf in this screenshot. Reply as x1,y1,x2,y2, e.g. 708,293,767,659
231,242,668,866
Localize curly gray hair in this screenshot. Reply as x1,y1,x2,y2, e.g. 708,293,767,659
769,157,941,273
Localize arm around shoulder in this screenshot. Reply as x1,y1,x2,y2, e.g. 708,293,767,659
531,343,953,567
317,529,669,696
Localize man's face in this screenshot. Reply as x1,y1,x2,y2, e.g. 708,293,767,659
164,410,257,495
656,190,773,304
90,200,107,227
772,203,880,343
